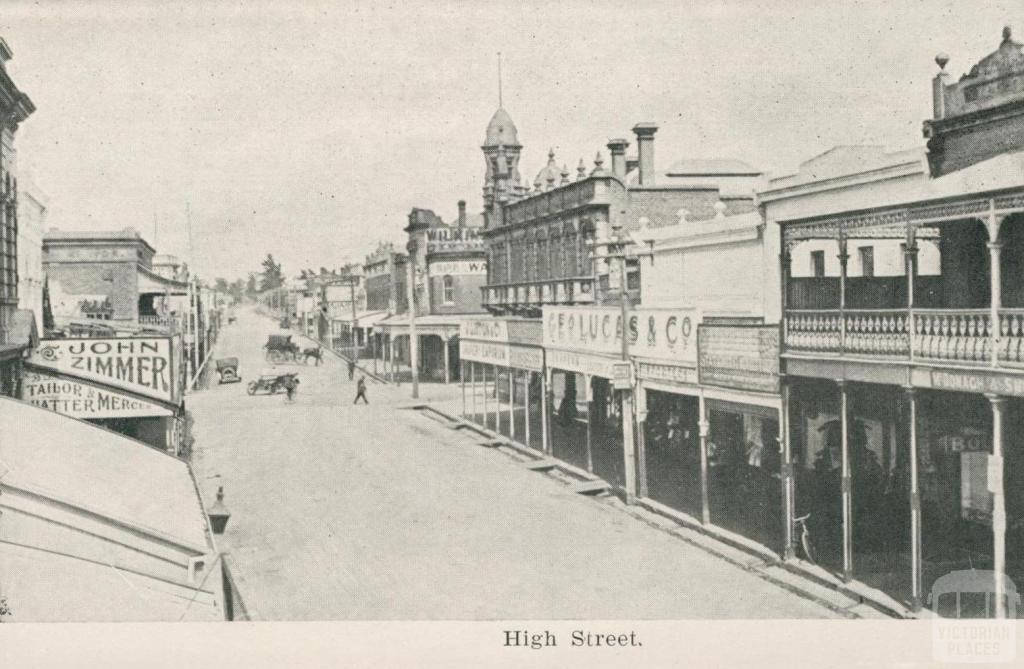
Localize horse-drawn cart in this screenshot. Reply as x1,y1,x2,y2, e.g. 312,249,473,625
264,334,301,363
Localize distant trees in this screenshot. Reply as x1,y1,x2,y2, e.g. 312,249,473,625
259,253,284,291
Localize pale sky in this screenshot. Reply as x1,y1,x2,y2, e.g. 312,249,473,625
2,0,1022,281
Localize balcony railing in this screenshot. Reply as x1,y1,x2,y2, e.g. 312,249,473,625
138,314,181,332
482,276,596,311
785,307,1024,367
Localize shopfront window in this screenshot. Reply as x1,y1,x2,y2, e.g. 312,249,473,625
550,370,589,472
918,390,994,601
643,389,702,518
847,384,911,606
707,401,782,553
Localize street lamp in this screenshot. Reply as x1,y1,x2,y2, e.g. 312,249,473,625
587,214,655,503
406,238,419,399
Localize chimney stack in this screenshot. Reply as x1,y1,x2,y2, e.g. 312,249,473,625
457,200,466,227
606,139,630,177
632,123,658,186
932,53,950,119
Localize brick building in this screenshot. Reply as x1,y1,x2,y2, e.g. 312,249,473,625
43,228,190,333
462,103,762,490
374,202,487,383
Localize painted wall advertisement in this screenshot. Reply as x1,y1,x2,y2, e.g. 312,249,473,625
543,307,699,364
21,368,175,419
697,325,780,394
428,259,487,276
29,337,177,404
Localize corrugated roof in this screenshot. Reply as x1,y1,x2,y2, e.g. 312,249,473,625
0,398,209,551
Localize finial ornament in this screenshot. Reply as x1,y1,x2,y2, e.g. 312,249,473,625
560,164,570,185
935,52,949,70
594,151,605,171
497,51,503,107
1003,25,1012,43
577,158,587,180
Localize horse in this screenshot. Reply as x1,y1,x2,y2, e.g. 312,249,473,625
302,346,323,366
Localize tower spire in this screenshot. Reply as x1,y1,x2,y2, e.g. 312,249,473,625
497,51,503,107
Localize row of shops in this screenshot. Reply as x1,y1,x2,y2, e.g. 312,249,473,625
459,304,1024,615
459,309,785,549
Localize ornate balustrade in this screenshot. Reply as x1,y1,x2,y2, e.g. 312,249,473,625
785,310,841,353
785,307,1024,368
912,309,991,364
845,309,910,356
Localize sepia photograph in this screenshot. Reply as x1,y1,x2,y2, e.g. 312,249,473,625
1,0,1024,666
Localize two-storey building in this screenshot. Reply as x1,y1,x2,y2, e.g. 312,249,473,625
462,104,760,502
763,27,1024,614
0,36,35,397
376,202,487,383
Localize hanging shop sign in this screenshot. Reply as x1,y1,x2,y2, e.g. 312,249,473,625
21,368,174,419
543,307,699,363
29,337,177,403
460,340,510,366
697,324,781,394
612,362,633,390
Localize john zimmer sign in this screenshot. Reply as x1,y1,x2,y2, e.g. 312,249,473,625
30,337,176,403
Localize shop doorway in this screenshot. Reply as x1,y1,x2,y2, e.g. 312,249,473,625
643,389,702,518
550,370,589,472
706,401,782,553
590,377,625,488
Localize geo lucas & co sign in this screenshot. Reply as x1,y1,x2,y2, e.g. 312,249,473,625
543,307,699,364
29,337,177,404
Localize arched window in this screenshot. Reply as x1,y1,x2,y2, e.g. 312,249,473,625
442,275,455,304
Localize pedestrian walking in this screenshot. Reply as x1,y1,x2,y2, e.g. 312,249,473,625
347,359,356,380
284,374,299,403
353,375,368,404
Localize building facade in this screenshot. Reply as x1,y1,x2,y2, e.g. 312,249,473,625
375,203,487,383
462,103,764,507
0,36,35,397
763,27,1024,614
16,169,46,333
43,228,190,334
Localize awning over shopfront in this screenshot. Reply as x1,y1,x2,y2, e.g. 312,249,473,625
374,313,465,339
137,266,189,296
0,398,223,621
332,310,390,328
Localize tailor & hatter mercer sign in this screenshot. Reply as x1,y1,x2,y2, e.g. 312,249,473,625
29,337,177,403
543,307,699,364
21,368,174,419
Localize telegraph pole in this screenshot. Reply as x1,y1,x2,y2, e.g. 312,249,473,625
588,215,654,503
406,239,419,399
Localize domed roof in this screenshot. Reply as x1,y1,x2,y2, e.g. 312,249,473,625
484,107,519,147
533,149,560,190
